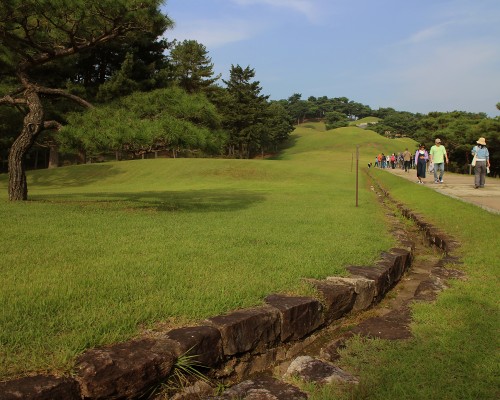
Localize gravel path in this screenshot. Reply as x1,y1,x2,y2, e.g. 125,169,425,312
382,167,500,214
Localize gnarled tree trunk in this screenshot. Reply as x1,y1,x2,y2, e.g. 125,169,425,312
8,87,44,201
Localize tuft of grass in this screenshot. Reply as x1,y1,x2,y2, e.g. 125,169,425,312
165,351,210,390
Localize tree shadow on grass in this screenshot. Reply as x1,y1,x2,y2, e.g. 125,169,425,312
268,136,300,160
30,189,267,213
28,164,124,188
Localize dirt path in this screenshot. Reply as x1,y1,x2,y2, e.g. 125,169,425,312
382,167,500,214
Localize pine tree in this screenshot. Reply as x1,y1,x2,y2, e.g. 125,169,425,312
170,40,220,93
222,65,269,158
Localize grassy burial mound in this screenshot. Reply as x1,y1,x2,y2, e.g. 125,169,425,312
1,123,414,378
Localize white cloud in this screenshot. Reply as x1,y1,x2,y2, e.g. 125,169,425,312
230,0,321,22
166,18,259,48
393,42,500,113
407,23,450,44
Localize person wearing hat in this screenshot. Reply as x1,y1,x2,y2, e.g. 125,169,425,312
471,137,490,188
429,138,449,183
414,144,428,184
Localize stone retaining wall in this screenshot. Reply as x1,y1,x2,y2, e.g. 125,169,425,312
0,182,455,400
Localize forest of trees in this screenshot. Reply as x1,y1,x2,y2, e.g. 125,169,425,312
1,1,499,200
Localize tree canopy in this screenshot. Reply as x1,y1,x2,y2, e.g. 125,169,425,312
0,0,172,200
61,87,227,160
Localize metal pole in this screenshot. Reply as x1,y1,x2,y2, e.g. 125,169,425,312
356,145,359,207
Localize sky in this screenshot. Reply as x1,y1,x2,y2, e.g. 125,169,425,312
161,0,500,116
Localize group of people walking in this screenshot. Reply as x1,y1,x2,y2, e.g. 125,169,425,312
415,138,449,184
374,152,412,170
374,137,491,188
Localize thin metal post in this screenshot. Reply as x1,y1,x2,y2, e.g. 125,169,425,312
356,145,359,207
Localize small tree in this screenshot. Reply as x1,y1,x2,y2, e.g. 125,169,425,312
221,65,269,158
96,52,140,102
325,111,348,130
263,102,294,153
170,39,220,94
0,0,172,200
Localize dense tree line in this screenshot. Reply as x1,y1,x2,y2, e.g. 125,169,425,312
0,1,498,200
278,96,500,176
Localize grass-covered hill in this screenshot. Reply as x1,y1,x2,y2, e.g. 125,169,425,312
0,123,414,378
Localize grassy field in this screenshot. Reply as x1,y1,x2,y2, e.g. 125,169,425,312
308,165,500,399
0,123,414,379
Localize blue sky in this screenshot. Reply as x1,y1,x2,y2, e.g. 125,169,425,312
162,0,500,116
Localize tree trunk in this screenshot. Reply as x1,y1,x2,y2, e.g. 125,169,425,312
8,87,44,201
78,149,86,164
34,149,39,169
48,143,59,168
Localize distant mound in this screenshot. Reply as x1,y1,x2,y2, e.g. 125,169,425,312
349,116,380,128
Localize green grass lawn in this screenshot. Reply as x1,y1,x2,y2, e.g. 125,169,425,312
0,123,412,378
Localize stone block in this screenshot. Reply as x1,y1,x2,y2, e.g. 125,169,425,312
347,264,392,301
206,306,280,356
285,356,358,385
0,375,80,400
326,276,376,312
165,325,223,368
233,349,278,377
389,247,412,277
75,338,176,400
264,294,324,342
216,376,307,400
306,279,356,322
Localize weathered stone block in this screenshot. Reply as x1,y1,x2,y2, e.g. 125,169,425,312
347,265,392,301
0,375,80,400
206,306,281,356
233,349,279,377
165,325,223,368
285,356,358,384
307,279,356,322
326,276,376,312
216,376,307,400
389,248,412,279
264,294,324,342
75,338,176,400
376,251,406,290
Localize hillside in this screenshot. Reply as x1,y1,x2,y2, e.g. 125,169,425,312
0,123,416,378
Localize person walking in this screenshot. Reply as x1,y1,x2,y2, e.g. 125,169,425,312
415,144,428,184
429,138,449,183
402,148,411,172
471,137,490,188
